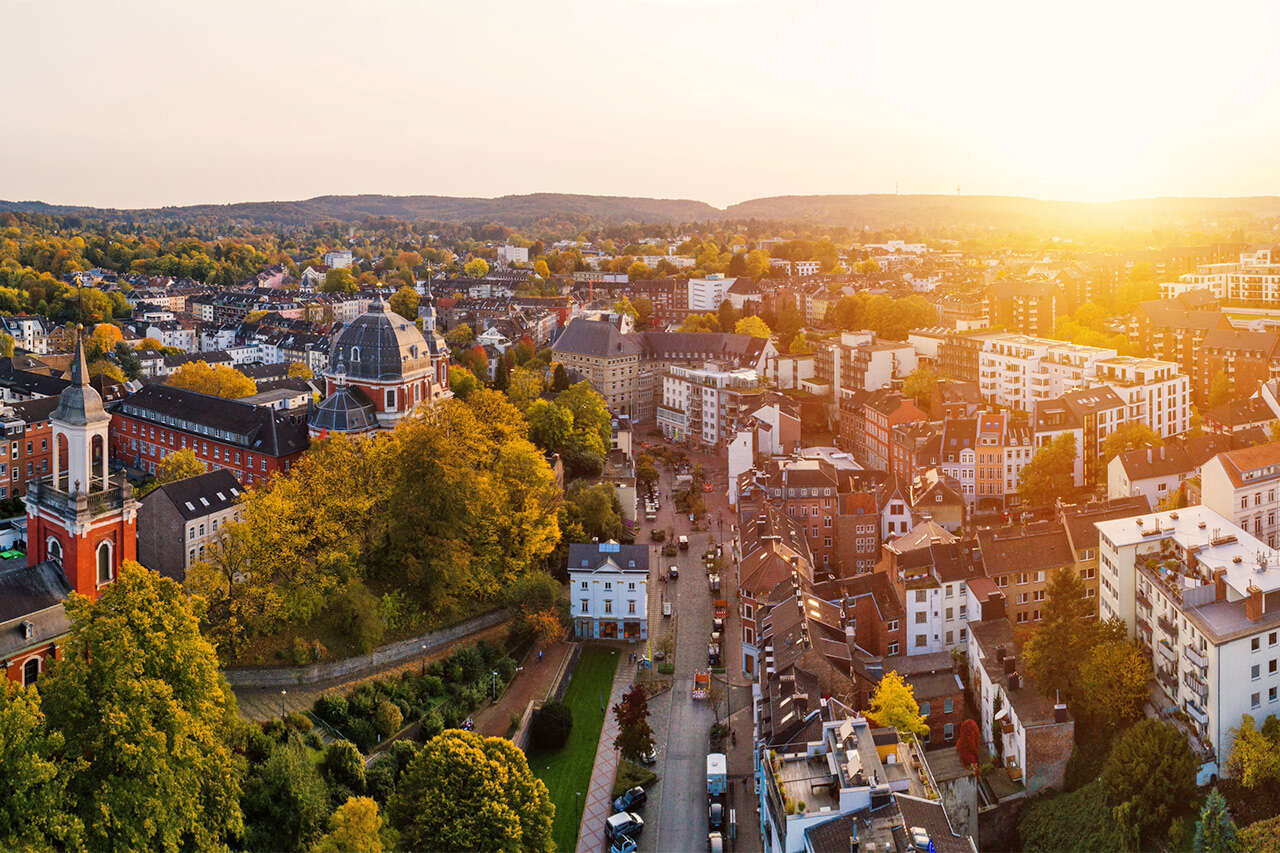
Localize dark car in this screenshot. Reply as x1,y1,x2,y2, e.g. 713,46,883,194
613,786,647,813
708,801,724,830
606,812,644,841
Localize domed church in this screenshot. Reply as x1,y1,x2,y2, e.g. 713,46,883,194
309,297,450,437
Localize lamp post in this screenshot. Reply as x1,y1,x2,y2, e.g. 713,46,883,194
421,644,427,676
492,670,498,701
279,689,287,719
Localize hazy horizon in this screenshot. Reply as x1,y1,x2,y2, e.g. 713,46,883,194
6,0,1280,209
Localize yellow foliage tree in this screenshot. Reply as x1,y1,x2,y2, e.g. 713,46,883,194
866,671,929,741
156,448,206,484
87,323,123,357
734,316,772,339
315,796,385,853
167,361,257,399
287,361,313,380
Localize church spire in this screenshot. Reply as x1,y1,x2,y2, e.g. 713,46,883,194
51,325,108,428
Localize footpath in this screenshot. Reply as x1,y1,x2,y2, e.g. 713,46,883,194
474,640,572,737
574,656,638,853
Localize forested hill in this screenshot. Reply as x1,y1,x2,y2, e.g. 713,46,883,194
4,192,1280,230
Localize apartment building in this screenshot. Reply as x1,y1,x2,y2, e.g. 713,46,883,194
938,412,1034,512
978,522,1075,627
1128,301,1228,384
1200,328,1280,406
657,363,765,447
567,542,649,641
986,280,1058,337
687,274,734,312
137,469,244,582
860,391,928,471
1202,443,1280,548
1161,249,1280,307
1059,387,1126,487
1096,356,1192,439
875,521,982,655
1109,436,1234,509
977,334,1116,413
1096,506,1280,778
736,505,814,677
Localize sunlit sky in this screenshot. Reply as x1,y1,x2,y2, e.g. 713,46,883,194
5,0,1280,209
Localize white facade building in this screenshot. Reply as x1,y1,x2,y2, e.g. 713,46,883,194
977,334,1115,413
657,363,764,447
324,250,354,269
1202,444,1280,549
1096,356,1192,439
687,274,734,313
568,542,649,641
496,245,529,266
1160,249,1280,305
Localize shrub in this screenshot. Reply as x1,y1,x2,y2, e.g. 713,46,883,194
347,719,378,753
303,731,323,750
262,718,287,742
374,700,404,738
245,726,276,764
440,706,463,730
366,758,397,805
314,693,349,727
650,529,666,542
388,738,419,775
450,645,485,683
458,685,485,711
1019,779,1125,851
418,675,444,698
284,712,312,733
291,636,312,665
348,685,378,719
320,740,366,793
496,656,517,683
530,701,574,750
419,710,444,742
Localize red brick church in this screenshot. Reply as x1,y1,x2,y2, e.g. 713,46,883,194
1,332,138,685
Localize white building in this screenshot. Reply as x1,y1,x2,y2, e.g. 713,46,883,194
0,315,50,355
324,250,354,269
567,542,649,641
496,245,529,266
687,274,735,313
144,322,197,353
1202,443,1280,548
1096,356,1192,439
1096,506,1280,780
657,363,764,448
1159,249,1280,305
977,334,1116,413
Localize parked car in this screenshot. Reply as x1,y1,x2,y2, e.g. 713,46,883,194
613,786,647,813
641,744,657,765
669,566,679,580
708,832,724,853
708,802,724,830
606,812,645,841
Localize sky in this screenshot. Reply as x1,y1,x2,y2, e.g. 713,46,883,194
4,0,1280,209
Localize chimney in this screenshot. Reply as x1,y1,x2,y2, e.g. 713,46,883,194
1003,655,1017,675
995,645,1006,663
1053,702,1069,723
1215,567,1228,603
1008,672,1021,690
1247,582,1264,622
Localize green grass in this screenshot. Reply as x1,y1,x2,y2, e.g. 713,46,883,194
612,758,658,799
530,646,620,853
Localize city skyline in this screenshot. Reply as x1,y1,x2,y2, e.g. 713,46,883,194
6,0,1280,209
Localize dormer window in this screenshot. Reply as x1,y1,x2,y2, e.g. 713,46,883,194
350,346,360,362
21,620,33,640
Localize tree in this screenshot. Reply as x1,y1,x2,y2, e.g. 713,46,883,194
322,740,367,794
788,331,814,355
38,561,244,851
718,300,741,332
321,268,358,294
533,259,551,280
0,331,13,358
902,366,937,409
956,719,981,772
1226,714,1280,788
87,322,123,358
1018,433,1077,507
1209,369,1233,408
87,358,125,382
1101,422,1163,465
167,360,257,398
556,381,611,451
0,681,82,850
613,297,639,319
505,572,567,647
156,447,205,484
506,365,544,412
635,453,659,490
865,671,929,741
448,365,478,400
1194,789,1239,853
114,340,142,379
389,730,553,852
565,482,623,542
464,257,490,279
734,316,772,338
389,286,420,321
1102,719,1196,842
678,313,720,333
445,323,475,347
530,701,574,751
288,360,314,379
1077,640,1150,730
526,398,575,453
242,741,331,851
315,796,387,853
1022,568,1098,705
631,296,654,329
550,362,570,392
613,685,655,762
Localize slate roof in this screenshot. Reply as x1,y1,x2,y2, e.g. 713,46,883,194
309,384,378,433
113,385,310,457
1203,327,1280,356
1057,497,1149,551
330,300,434,381
146,469,244,521
567,542,649,573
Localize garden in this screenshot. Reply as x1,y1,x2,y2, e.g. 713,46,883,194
529,646,620,853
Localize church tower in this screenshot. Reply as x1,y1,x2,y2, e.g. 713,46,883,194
25,328,138,599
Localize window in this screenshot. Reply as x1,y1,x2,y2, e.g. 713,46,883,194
189,527,196,540
915,590,926,603
628,600,636,614
1254,638,1262,652
1272,687,1279,703
915,634,927,647
1253,692,1262,709
581,599,589,613
22,657,40,687
915,612,927,624
46,537,61,566
603,600,612,614
944,698,954,714
944,722,954,740
604,582,612,591
1252,664,1261,680
887,642,899,655
945,630,953,644
887,620,899,633
96,541,113,585
580,581,588,590
920,702,931,716
628,582,635,591
1271,660,1277,675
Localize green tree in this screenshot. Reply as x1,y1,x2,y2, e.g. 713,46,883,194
1101,422,1163,465
1077,640,1150,730
718,299,741,332
506,364,545,412
389,729,553,852
242,741,331,851
734,315,772,338
565,481,623,542
0,331,13,357
1209,369,1233,408
1226,714,1280,788
39,561,244,851
321,268,358,294
613,685,655,762
1103,719,1196,842
550,362,570,392
315,796,388,853
1194,788,1239,853
866,671,929,741
1018,433,1077,507
788,331,814,355
448,365,478,400
631,296,654,329
114,341,141,378
464,257,490,278
389,286,420,321
505,572,568,648
445,323,476,347
527,398,574,453
901,366,937,409
556,381,611,450
0,681,82,850
322,740,367,794
156,447,206,484
1022,568,1099,705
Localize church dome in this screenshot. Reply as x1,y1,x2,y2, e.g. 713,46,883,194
328,300,432,382
308,383,378,434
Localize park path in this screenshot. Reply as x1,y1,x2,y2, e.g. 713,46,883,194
474,640,572,737
574,655,637,853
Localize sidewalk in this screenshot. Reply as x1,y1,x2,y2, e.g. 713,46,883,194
474,640,571,737
574,656,638,853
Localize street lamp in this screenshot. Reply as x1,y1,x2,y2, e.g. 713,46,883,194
279,689,287,719
421,644,427,676
491,670,498,701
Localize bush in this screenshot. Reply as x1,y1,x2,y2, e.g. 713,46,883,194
366,758,397,805
530,701,574,751
330,582,385,654
496,656,517,683
262,718,287,742
458,685,486,712
290,636,312,665
388,739,419,775
1019,779,1125,851
450,645,485,683
348,685,378,719
419,710,444,742
374,700,404,738
650,529,666,542
320,740,366,793
314,693,349,727
303,731,323,750
284,712,312,733
417,675,444,698
245,726,276,764
347,719,378,753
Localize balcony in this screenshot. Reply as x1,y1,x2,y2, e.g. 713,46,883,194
1157,639,1177,664
1136,590,1152,611
1184,671,1208,702
1185,701,1209,725
1184,644,1207,669
1157,615,1179,638
1156,666,1178,693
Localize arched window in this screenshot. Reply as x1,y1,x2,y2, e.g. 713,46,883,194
350,346,360,363
46,536,62,566
22,657,40,687
97,541,113,585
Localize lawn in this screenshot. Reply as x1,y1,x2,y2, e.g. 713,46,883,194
530,645,620,853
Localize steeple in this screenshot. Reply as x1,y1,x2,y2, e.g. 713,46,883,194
51,325,108,428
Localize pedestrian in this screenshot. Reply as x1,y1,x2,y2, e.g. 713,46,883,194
538,649,543,663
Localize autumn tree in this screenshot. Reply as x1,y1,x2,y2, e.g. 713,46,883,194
167,360,257,398
613,297,639,319
505,571,568,647
1226,714,1280,788
321,268,358,294
613,685,656,762
316,797,389,853
902,366,937,409
866,671,929,741
287,360,314,379
506,364,545,412
464,257,490,279
389,730,554,852
635,453,659,490
87,322,123,358
678,312,720,333
564,481,623,542
631,296,654,329
448,366,478,400
389,286,420,321
444,323,475,346
956,719,981,772
1103,719,1196,842
734,315,772,338
0,682,82,850
1077,639,1150,730
1017,433,1077,507
39,561,244,851
0,332,13,357
156,447,206,484
1101,422,1163,465
1209,369,1233,408
788,331,814,355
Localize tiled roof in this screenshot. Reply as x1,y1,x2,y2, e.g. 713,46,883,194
977,521,1073,573
147,469,244,521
